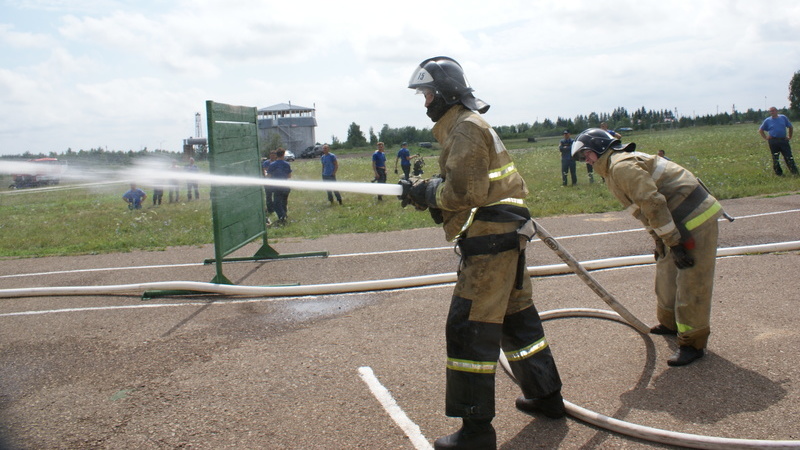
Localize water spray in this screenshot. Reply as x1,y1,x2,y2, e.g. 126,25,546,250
0,160,405,197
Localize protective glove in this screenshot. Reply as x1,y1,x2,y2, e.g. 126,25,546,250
409,178,429,208
670,244,694,269
429,207,443,224
654,239,666,261
397,178,428,210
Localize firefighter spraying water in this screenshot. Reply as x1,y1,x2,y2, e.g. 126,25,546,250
398,56,564,450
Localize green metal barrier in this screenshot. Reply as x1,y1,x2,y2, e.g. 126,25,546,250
142,100,326,299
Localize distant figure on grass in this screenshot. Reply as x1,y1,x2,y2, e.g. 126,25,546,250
320,144,342,205
372,142,387,200
185,157,200,200
152,171,164,206
262,150,278,224
268,148,292,226
168,160,181,203
123,183,147,210
758,107,797,176
395,142,412,180
558,130,577,186
657,150,671,161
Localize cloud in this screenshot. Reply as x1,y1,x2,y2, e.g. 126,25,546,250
2,0,800,155
0,23,55,48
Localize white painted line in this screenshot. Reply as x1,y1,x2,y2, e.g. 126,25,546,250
3,207,798,280
732,208,800,219
0,263,202,280
358,366,433,450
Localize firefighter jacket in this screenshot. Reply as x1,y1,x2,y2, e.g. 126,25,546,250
431,105,529,242
592,150,722,248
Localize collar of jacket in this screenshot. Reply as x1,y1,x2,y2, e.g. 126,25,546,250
432,104,470,143
592,150,613,178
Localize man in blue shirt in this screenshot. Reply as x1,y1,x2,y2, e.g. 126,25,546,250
320,144,342,205
759,107,797,176
372,142,387,200
267,149,292,226
122,183,147,210
395,142,412,180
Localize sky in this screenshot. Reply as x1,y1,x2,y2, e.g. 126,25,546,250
1,0,799,156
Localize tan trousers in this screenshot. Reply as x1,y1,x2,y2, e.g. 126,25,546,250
444,219,561,419
454,220,533,321
655,220,719,349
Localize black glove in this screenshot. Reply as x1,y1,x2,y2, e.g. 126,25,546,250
654,239,666,261
397,178,427,210
429,207,443,224
409,178,429,208
670,245,694,269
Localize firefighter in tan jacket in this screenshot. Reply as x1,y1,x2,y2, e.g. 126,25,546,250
400,57,563,450
571,128,724,367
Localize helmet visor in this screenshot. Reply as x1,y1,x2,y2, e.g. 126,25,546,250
408,66,435,90
571,140,589,161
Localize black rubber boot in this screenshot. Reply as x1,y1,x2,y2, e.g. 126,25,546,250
433,418,496,450
515,390,566,419
649,324,678,335
667,346,704,366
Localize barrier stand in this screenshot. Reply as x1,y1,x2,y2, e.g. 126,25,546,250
142,100,327,300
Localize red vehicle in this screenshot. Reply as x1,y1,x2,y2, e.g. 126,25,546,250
10,158,67,189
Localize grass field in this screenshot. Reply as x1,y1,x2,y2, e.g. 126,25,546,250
1,123,798,258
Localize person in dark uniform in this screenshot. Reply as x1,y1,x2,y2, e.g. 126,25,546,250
559,130,577,186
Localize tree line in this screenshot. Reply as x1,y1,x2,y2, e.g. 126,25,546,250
329,105,792,150
335,70,800,148
0,147,180,164
6,67,800,159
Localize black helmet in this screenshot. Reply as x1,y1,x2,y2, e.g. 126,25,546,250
571,128,635,161
408,56,489,114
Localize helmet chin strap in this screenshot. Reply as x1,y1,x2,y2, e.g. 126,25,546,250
426,94,454,122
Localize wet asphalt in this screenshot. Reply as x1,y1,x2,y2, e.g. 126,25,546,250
0,193,799,449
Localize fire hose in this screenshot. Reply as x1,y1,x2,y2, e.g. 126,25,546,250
3,241,799,449
2,174,799,448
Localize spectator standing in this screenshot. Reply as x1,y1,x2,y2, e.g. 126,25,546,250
123,183,147,210
268,148,292,226
395,142,412,180
262,150,277,223
168,160,181,203
559,130,577,186
185,157,200,200
600,121,622,139
320,144,342,205
758,107,798,176
372,142,387,200
152,183,163,206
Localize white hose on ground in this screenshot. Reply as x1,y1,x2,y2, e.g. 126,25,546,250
499,308,800,450
1,240,798,299
532,219,651,333
2,241,799,448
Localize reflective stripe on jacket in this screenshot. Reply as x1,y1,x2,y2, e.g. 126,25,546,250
431,105,529,241
593,151,721,247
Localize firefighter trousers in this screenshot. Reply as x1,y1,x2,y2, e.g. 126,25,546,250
445,220,562,420
655,219,719,349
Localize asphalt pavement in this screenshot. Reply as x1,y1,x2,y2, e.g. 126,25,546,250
0,193,799,449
